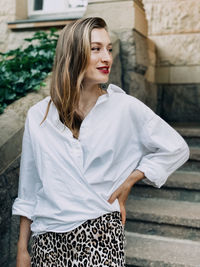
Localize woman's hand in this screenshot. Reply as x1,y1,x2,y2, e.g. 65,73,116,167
16,247,31,267
108,170,145,225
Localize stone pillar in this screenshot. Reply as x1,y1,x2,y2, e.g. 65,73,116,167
143,0,200,122
0,0,16,52
85,0,158,110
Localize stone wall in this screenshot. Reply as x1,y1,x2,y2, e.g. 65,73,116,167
157,84,200,123
0,157,20,267
0,0,32,52
0,78,50,267
119,29,157,107
143,0,200,122
143,0,200,83
0,0,15,52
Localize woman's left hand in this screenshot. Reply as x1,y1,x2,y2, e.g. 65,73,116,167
107,170,145,225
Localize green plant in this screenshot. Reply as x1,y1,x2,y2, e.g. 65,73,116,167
0,28,59,114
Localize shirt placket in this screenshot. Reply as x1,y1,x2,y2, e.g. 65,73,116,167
71,138,84,172
72,94,108,172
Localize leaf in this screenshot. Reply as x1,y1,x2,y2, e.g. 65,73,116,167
0,28,58,112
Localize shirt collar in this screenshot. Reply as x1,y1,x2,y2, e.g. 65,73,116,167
107,84,126,95
48,84,126,131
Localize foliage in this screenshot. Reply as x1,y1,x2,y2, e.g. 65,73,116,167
0,28,59,114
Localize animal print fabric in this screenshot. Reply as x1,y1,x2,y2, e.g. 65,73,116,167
31,211,126,266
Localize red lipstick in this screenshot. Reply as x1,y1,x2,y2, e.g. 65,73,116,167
97,66,109,74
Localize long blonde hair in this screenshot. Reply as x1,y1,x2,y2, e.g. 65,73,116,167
42,17,107,139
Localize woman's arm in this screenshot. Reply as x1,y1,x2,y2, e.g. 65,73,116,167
13,111,41,266
136,114,190,188
108,170,144,225
16,216,32,267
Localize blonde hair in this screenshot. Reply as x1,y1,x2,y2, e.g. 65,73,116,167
42,17,107,139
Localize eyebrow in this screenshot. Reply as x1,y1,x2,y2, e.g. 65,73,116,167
91,42,112,46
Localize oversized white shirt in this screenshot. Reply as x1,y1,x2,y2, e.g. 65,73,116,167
12,84,190,234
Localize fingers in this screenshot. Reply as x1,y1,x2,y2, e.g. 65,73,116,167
108,192,117,204
120,204,126,225
108,192,126,225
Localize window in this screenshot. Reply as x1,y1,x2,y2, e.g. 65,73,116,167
28,0,88,19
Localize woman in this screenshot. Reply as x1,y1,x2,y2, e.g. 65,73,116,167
13,17,189,266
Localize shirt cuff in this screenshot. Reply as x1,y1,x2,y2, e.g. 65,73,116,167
136,162,168,188
12,197,35,220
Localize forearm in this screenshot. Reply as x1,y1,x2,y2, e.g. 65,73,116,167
17,216,32,251
126,169,145,188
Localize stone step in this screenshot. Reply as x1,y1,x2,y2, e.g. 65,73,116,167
126,196,200,228
179,146,200,171
138,170,200,190
181,160,200,172
125,196,200,240
132,185,200,202
164,171,200,190
173,124,200,138
125,219,200,242
132,171,200,202
190,146,200,161
125,231,200,267
172,124,200,146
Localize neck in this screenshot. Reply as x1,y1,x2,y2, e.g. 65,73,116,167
78,83,106,118
80,82,107,103
81,83,99,97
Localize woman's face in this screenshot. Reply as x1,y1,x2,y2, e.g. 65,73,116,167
84,28,113,87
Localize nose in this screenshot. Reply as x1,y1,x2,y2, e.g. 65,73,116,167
101,48,112,63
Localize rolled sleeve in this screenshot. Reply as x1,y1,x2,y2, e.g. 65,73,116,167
136,115,190,188
12,198,35,220
12,111,40,220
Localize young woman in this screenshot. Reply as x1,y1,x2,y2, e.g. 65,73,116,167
13,17,189,267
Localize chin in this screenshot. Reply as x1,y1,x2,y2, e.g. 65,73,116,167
99,77,109,84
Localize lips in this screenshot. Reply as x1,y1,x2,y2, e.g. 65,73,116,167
97,66,110,74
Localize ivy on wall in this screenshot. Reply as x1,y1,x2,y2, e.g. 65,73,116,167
0,28,59,114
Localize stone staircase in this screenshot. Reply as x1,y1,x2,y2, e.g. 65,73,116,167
124,124,200,266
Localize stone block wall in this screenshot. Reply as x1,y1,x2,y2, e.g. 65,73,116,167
144,0,200,36
0,0,32,52
143,0,200,122
157,84,200,123
0,78,50,266
0,0,15,52
0,157,20,267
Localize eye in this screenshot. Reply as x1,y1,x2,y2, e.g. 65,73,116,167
91,47,100,51
108,48,113,53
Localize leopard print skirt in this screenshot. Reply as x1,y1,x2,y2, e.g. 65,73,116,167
31,211,126,267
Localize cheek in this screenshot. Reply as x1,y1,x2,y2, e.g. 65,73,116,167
110,55,113,66
89,54,99,66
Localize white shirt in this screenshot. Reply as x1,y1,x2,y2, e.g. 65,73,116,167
12,84,190,234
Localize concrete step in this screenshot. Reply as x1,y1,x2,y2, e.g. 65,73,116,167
173,124,200,138
125,231,200,267
125,219,200,242
190,146,200,161
126,196,200,228
125,196,200,240
181,160,200,172
132,185,200,202
164,171,200,190
180,146,200,171
132,171,200,202
172,123,200,149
